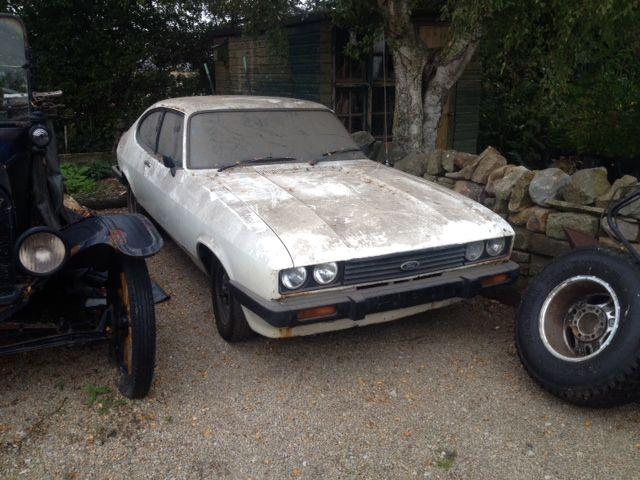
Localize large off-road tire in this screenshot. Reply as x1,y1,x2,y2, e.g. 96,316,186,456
109,257,156,399
516,247,640,407
211,262,253,342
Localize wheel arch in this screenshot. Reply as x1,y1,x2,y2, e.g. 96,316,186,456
196,240,227,278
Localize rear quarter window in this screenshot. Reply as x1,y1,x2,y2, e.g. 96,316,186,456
157,111,184,167
137,110,162,152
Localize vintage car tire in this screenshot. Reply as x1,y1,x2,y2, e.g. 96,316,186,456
109,257,157,399
211,262,254,342
516,247,640,407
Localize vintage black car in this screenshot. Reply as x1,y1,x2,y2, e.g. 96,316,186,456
0,14,163,398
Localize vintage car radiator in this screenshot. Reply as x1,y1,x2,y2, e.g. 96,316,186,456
343,245,466,286
0,187,14,293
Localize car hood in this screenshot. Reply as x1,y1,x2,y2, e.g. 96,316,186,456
209,159,513,266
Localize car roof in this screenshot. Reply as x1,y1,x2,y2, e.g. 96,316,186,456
150,95,332,116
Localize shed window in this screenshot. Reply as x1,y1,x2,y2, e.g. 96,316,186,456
335,87,365,132
371,86,394,138
335,30,365,81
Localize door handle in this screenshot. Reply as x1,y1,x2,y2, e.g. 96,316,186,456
144,160,152,168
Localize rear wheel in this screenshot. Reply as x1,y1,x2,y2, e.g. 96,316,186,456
516,247,640,407
211,262,253,342
109,257,156,398
126,185,145,215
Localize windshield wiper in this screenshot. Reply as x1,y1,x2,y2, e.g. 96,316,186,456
309,148,362,166
218,156,298,172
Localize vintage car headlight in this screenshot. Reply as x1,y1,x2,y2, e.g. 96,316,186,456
29,125,51,147
281,266,307,290
313,262,338,285
465,241,485,261
17,229,68,276
486,237,506,257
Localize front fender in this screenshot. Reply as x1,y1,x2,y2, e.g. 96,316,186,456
61,213,163,259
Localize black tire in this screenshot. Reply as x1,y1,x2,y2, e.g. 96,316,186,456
211,262,253,342
109,257,156,398
126,184,145,215
127,184,165,234
516,247,640,407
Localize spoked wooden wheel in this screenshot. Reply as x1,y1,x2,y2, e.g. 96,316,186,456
108,257,156,399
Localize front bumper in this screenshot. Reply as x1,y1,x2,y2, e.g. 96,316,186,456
230,261,519,329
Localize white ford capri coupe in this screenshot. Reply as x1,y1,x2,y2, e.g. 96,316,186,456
116,96,518,341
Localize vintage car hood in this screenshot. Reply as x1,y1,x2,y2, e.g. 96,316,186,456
208,159,513,266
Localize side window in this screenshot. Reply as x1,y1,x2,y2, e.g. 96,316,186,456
137,111,162,153
157,111,184,167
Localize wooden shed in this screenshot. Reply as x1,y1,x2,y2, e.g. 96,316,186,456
211,13,481,153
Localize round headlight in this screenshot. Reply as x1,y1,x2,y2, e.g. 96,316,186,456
17,229,67,276
465,241,484,261
281,267,307,290
313,262,338,285
29,125,51,147
486,237,506,257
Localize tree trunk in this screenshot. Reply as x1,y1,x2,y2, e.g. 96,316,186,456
422,41,478,152
381,0,480,153
391,45,426,152
381,0,427,152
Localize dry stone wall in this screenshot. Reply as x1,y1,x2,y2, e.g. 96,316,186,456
351,132,640,283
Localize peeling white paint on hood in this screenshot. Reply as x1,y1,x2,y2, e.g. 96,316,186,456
205,159,514,266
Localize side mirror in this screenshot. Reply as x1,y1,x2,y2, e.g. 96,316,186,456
162,155,176,177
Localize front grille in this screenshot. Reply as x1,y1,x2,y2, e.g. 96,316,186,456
343,245,466,286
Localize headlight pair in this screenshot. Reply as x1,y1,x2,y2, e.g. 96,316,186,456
16,228,68,276
465,237,508,262
280,262,339,291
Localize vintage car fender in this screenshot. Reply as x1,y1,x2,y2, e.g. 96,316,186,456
61,213,163,262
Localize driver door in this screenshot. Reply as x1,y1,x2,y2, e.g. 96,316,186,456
141,109,185,234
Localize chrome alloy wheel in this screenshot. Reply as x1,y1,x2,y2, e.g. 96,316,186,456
539,275,620,362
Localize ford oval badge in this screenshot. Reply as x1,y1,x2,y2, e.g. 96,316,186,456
400,260,420,271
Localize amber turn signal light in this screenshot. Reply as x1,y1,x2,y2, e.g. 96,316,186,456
296,306,337,321
481,273,510,288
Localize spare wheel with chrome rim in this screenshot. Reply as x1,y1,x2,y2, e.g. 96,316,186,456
516,247,640,407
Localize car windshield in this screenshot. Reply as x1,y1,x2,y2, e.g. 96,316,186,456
188,109,361,170
0,17,29,122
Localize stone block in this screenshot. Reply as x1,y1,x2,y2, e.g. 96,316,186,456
562,167,611,205
546,212,600,240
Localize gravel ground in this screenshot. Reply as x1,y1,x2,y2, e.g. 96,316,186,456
1,234,639,479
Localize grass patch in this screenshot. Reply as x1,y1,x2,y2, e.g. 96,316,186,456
61,161,112,195
84,384,126,413
435,449,457,471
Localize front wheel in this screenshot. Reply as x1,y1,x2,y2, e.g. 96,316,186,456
211,262,253,342
516,247,640,407
108,257,156,398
